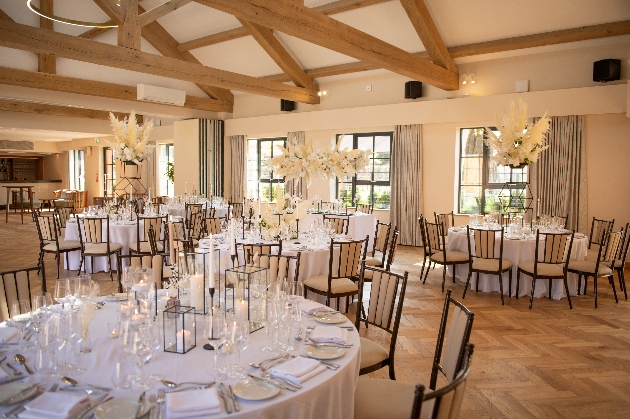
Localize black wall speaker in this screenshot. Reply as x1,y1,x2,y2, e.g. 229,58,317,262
405,81,422,99
593,59,621,82
280,99,295,112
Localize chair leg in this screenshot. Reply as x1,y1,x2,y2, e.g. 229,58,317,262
56,251,60,279
420,256,427,283
593,276,598,308
499,271,505,305
508,268,513,298
548,278,552,299
529,275,536,309
584,276,588,295
441,265,447,293
389,364,396,381
516,269,521,298
452,264,456,284
462,270,472,299
108,253,113,280
423,260,431,283
475,272,479,292
563,276,573,309
620,270,628,300
610,275,618,303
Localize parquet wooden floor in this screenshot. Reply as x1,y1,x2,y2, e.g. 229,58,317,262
1,217,629,418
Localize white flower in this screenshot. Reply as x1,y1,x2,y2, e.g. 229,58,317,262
106,111,155,164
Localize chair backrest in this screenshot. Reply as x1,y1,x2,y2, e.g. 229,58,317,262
386,227,400,270
0,267,41,322
255,253,301,286
425,221,445,254
185,203,203,226
372,221,391,255
357,203,373,214
80,217,109,244
117,254,164,292
430,289,474,390
589,217,614,248
435,211,455,232
320,201,333,211
467,226,502,260
239,242,283,266
188,212,204,240
534,230,574,265
602,229,625,265
229,202,243,220
324,215,349,235
205,206,216,219
93,197,107,207
54,207,74,231
421,343,475,419
132,198,146,215
204,217,223,235
418,215,430,253
499,213,512,227
614,223,630,267
35,212,58,243
330,238,365,279
137,215,166,244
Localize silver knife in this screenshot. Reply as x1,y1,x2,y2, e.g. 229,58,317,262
227,385,240,412
0,385,38,406
135,391,146,419
75,395,111,419
246,374,297,392
217,384,232,414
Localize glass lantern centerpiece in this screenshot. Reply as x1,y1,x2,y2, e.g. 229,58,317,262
224,265,268,333
163,305,196,354
176,247,221,315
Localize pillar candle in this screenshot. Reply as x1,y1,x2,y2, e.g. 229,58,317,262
235,298,248,322
190,274,204,311
208,235,215,289
230,218,236,256
176,329,192,353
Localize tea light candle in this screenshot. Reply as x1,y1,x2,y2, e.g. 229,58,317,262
176,329,192,353
235,298,248,321
131,281,149,292
131,314,145,325
190,274,204,311
108,322,120,339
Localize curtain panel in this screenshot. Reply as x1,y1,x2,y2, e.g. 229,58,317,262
229,135,246,202
530,115,587,232
391,124,423,246
285,131,307,198
146,141,156,196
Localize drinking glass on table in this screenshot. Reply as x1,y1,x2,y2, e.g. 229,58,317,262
11,300,32,351
54,279,70,310
206,307,227,380
229,320,250,379
283,281,303,303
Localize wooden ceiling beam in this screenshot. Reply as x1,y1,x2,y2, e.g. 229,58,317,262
0,98,130,121
0,66,232,113
79,26,113,39
139,0,193,27
261,19,630,82
238,18,317,90
399,0,455,72
195,0,458,90
178,0,391,52
0,19,320,104
37,0,56,74
118,0,142,49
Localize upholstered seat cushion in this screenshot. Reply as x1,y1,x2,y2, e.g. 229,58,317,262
518,261,564,277
130,242,164,253
43,240,81,252
431,251,469,263
360,337,389,371
364,254,384,266
354,377,418,419
53,199,73,208
303,275,358,294
568,260,613,276
472,258,512,272
84,243,122,254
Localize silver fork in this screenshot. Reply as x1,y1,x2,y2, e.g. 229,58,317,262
157,389,166,419
5,363,21,376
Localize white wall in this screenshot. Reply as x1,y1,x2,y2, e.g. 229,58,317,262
173,119,200,196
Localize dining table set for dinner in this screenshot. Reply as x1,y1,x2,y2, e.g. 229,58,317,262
0,269,360,419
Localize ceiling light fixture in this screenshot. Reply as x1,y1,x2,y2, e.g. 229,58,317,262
27,0,118,28
460,73,476,86
469,73,476,84
317,90,330,97
460,75,468,85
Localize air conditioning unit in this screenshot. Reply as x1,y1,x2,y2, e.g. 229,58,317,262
137,84,186,106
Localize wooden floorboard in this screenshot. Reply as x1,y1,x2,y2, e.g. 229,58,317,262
1,218,629,418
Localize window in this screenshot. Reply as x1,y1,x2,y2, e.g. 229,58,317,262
103,147,116,198
247,137,286,201
158,143,174,197
336,132,392,209
69,150,85,190
458,127,528,214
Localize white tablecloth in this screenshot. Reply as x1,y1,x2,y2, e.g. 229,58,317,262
446,229,589,299
302,214,376,248
64,219,140,272
0,303,361,419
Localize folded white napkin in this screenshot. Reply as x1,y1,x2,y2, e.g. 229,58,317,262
19,392,90,419
269,356,327,385
310,326,348,344
0,326,17,343
166,387,221,418
298,300,335,315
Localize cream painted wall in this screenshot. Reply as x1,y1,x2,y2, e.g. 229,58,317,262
42,152,69,188
173,119,200,196
584,113,630,228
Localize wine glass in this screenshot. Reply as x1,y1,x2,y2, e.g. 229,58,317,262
206,308,227,380
54,279,69,310
229,320,249,379
11,300,32,351
283,281,303,303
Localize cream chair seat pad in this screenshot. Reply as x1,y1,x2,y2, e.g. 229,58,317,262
472,258,512,272
431,251,469,263
43,240,81,252
359,337,389,371
364,255,384,266
517,262,564,277
84,243,122,254
568,260,613,276
130,242,164,253
303,275,358,294
354,377,435,419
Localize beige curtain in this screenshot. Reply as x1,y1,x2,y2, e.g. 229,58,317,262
146,141,156,196
229,135,246,202
530,115,587,232
285,131,307,198
391,124,423,246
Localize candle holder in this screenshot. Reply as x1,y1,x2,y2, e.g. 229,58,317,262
224,265,268,333
177,248,221,315
163,305,196,354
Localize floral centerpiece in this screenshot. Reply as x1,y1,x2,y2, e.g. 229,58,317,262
256,193,310,238
270,140,371,184
107,111,154,164
485,99,550,168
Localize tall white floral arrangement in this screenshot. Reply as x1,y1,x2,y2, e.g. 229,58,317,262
107,111,154,164
485,99,550,167
270,139,371,184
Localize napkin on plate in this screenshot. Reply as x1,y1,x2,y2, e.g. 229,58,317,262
298,300,335,315
269,356,327,385
310,326,348,344
19,392,90,419
166,387,221,418
0,326,17,344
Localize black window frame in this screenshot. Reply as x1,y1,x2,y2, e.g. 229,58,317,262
335,131,392,210
249,137,287,202
103,147,116,198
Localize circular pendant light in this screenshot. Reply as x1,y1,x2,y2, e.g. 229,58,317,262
27,0,118,28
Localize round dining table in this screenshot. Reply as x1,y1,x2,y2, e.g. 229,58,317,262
446,227,589,299
302,213,376,249
0,301,361,419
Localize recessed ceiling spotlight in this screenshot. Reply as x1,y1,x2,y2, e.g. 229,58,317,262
317,90,330,97
460,75,468,85
469,73,476,84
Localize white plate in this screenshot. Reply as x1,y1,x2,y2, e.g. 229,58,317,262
314,313,347,324
306,346,345,360
233,378,279,401
95,397,150,419
105,293,127,302
0,382,39,405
